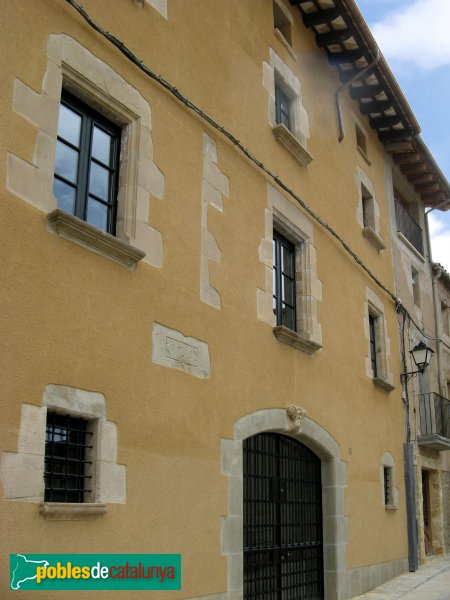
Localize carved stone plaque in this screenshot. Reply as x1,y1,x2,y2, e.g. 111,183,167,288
152,323,210,379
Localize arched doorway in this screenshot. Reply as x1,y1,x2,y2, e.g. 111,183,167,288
243,432,323,600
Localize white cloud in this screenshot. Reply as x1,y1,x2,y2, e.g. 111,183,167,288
428,212,450,272
371,0,450,69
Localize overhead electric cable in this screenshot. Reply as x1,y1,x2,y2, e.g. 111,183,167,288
64,0,449,352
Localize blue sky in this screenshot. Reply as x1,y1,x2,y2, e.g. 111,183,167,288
357,0,450,271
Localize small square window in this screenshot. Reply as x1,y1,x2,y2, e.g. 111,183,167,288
44,412,93,503
273,230,296,331
53,91,121,235
275,83,292,131
273,1,292,46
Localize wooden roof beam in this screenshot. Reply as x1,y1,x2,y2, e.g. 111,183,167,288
316,28,352,47
339,65,378,83
370,114,402,129
359,99,392,115
350,83,384,99
394,153,421,164
384,141,414,153
414,182,441,193
421,191,446,202
407,173,434,184
378,129,413,143
399,163,427,175
303,7,341,27
328,48,365,64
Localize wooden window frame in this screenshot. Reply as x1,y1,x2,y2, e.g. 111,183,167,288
273,230,297,332
53,90,121,235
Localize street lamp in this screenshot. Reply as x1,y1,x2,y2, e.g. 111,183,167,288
401,341,434,380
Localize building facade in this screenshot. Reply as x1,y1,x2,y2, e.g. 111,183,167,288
0,1,448,599
385,151,450,566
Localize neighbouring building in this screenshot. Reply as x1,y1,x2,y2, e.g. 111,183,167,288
383,134,450,565
0,1,449,600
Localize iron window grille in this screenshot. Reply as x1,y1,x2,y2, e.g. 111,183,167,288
44,412,93,503
275,84,291,131
369,314,378,378
273,231,297,331
53,90,121,235
383,466,392,506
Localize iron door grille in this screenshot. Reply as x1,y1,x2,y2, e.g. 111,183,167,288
244,433,324,600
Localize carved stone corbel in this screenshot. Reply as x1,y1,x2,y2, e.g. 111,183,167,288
286,405,307,432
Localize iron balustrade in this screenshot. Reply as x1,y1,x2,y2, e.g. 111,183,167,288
418,393,450,439
394,199,423,255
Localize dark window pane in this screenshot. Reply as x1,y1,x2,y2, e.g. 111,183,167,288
53,178,76,214
86,197,108,231
273,231,296,331
89,162,109,200
57,103,82,147
283,276,295,305
282,305,295,330
54,141,79,183
92,126,112,164
282,244,295,277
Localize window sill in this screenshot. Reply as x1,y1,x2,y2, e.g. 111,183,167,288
362,226,385,252
39,502,107,520
373,376,395,393
272,124,313,167
47,209,146,269
274,28,297,60
384,504,398,511
273,325,322,355
396,232,425,262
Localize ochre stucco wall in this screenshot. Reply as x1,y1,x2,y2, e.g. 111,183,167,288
1,1,408,598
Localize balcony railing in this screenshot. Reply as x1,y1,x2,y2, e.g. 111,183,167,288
417,393,450,451
395,199,424,256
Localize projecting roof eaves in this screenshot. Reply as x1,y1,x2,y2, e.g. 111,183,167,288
290,0,450,209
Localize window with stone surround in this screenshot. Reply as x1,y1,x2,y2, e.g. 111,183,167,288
0,385,126,520
381,453,398,509
8,34,165,270
263,49,313,167
365,291,395,392
355,168,385,252
258,185,322,355
273,0,292,47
